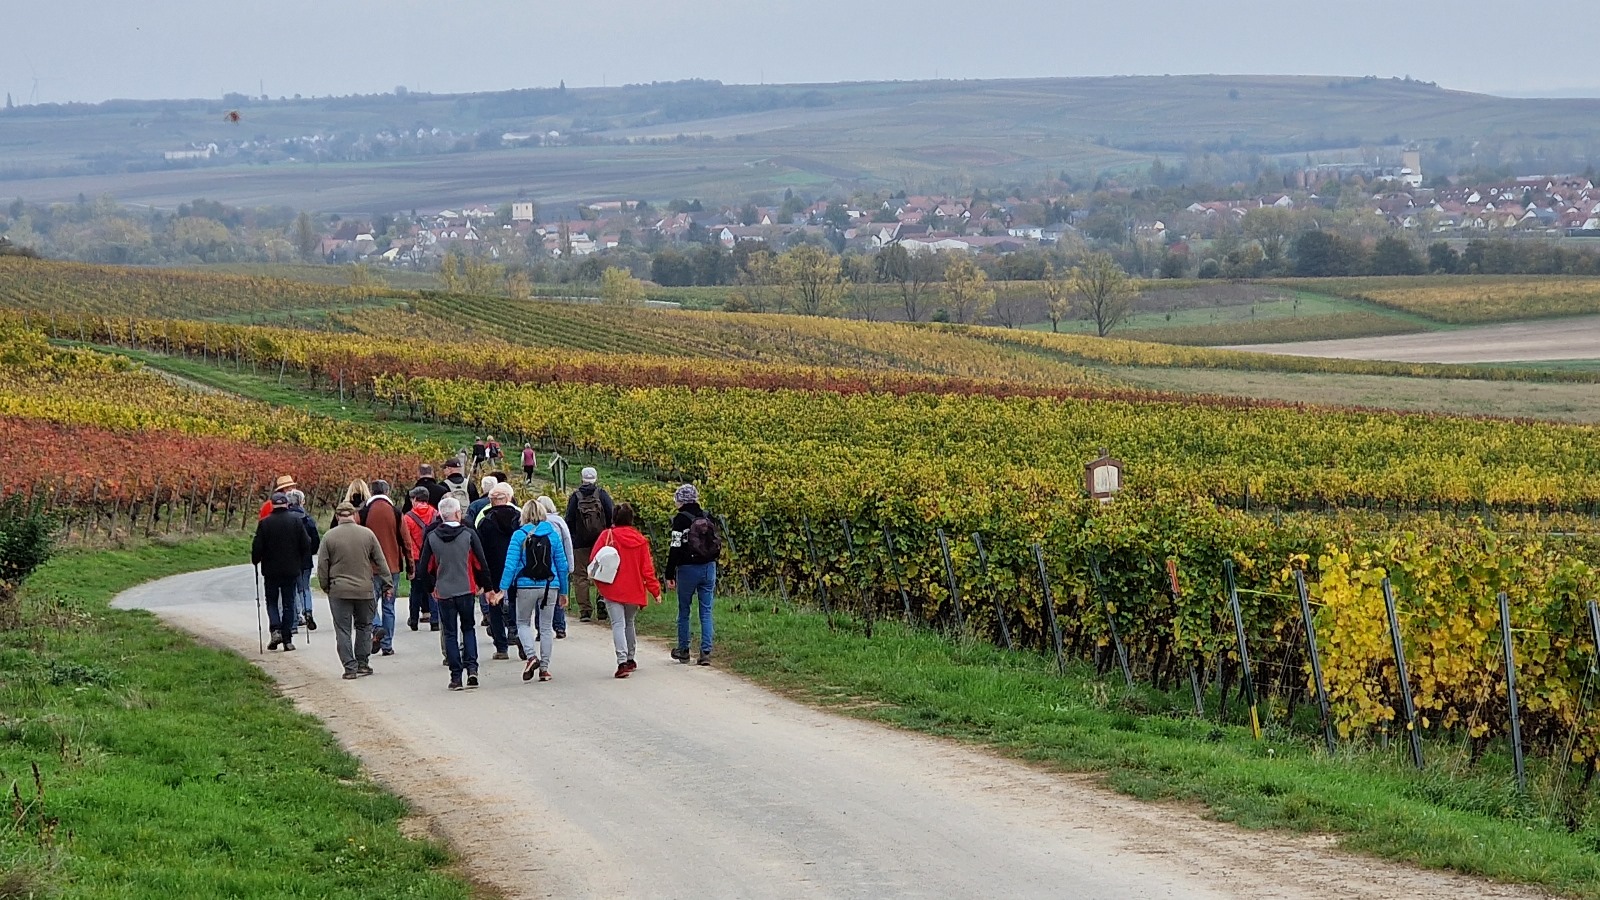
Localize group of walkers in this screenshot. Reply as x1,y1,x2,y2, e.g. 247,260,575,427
250,450,722,691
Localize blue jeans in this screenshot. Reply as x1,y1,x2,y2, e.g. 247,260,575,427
370,575,396,650
675,562,716,654
553,600,567,634
263,576,296,643
293,568,313,632
437,593,479,678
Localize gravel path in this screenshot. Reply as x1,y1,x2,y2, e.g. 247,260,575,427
1227,315,1600,363
115,566,1555,899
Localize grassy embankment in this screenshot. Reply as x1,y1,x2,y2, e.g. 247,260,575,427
630,595,1600,898
1,535,479,899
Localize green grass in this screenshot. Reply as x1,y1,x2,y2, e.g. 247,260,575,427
633,596,1600,897
1,534,476,899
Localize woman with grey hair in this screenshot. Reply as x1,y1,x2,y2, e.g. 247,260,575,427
286,488,321,635
536,495,575,639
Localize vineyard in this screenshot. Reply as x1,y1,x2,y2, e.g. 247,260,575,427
1296,275,1600,324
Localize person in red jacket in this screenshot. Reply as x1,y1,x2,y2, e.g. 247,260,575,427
402,486,439,632
592,503,662,679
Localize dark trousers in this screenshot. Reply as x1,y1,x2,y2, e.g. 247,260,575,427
408,571,430,625
263,576,297,642
438,593,479,678
487,589,510,652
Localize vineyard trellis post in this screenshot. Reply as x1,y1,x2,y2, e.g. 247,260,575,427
1168,559,1206,717
841,518,872,636
1224,560,1263,740
762,523,789,604
1293,569,1337,755
1382,577,1425,770
717,515,750,596
972,533,1012,651
1032,543,1066,675
1498,591,1527,794
801,516,831,619
882,527,913,624
936,528,964,631
1089,555,1134,689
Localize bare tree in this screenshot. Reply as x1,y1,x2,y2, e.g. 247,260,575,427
876,244,937,321
1070,252,1137,337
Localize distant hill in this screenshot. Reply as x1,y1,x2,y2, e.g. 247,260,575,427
3,75,1600,213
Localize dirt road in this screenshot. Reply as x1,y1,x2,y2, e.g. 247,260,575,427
116,567,1552,899
1228,315,1600,363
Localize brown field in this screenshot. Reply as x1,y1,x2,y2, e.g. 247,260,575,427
1227,315,1600,363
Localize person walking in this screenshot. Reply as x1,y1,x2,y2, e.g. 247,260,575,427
536,495,575,639
441,458,478,505
666,484,720,666
475,482,524,660
521,443,537,485
259,474,297,520
328,479,371,531
593,503,662,678
403,486,439,631
403,464,445,513
493,500,569,683
563,466,614,623
286,489,321,635
361,479,406,656
466,475,497,525
252,491,310,652
318,501,392,680
417,497,492,691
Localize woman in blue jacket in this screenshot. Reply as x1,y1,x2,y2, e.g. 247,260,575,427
492,500,569,682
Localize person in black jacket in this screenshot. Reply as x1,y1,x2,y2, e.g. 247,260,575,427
665,483,718,666
475,482,525,659
403,464,446,513
252,492,311,651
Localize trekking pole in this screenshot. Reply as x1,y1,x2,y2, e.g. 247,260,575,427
254,564,265,654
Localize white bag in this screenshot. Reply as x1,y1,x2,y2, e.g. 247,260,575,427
587,532,621,584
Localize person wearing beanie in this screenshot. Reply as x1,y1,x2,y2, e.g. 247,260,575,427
318,502,392,679
562,466,614,623
666,483,720,666
252,491,310,652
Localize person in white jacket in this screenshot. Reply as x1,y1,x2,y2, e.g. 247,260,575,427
536,495,575,639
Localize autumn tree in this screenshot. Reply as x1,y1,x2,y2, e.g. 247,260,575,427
1070,252,1137,337
736,249,784,313
462,254,502,296
778,244,843,316
1041,260,1073,332
942,254,994,324
876,243,938,321
601,266,646,307
440,247,466,292
293,211,319,262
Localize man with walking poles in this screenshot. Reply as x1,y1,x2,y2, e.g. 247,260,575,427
252,490,310,652
319,501,393,680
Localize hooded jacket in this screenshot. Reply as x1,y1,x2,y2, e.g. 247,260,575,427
402,502,437,564
475,503,524,585
419,521,491,600
594,526,661,607
499,520,571,597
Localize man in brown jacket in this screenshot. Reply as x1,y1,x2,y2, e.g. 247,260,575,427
318,501,393,680
360,479,408,656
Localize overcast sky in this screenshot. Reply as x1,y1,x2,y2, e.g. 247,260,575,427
6,0,1598,105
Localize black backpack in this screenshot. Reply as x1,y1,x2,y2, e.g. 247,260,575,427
684,515,723,561
519,527,556,582
575,490,607,544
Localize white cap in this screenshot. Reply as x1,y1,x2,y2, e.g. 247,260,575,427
581,467,598,484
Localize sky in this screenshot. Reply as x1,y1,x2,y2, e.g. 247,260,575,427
6,0,1600,105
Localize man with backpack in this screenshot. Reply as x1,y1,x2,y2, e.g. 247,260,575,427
417,497,492,691
563,466,614,623
403,486,439,632
493,500,570,682
361,480,406,655
666,483,721,666
441,458,478,506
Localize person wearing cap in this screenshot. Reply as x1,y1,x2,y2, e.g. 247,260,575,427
666,483,718,666
403,463,446,513
562,466,614,623
440,457,479,504
403,486,440,631
361,479,406,655
252,491,311,652
259,474,297,520
318,502,392,680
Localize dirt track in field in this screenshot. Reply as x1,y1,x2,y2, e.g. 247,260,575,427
117,566,1556,899
1228,315,1600,363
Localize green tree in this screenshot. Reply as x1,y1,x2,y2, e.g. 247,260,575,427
942,254,994,324
1041,260,1073,332
462,255,502,295
601,266,646,307
293,212,320,262
875,244,938,321
440,247,466,292
1371,236,1424,275
1070,252,1137,337
778,244,842,316
736,250,784,313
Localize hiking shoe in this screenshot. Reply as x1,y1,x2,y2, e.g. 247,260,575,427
614,664,630,679
342,671,359,680
407,617,418,631
579,614,593,623
448,679,463,691
597,608,609,621
282,641,295,652
356,664,374,677
380,648,394,656
492,651,509,661
523,658,540,682
480,614,489,627
466,674,479,689
555,630,566,639
304,613,318,632
430,623,440,632
538,669,552,682
268,631,282,651
671,647,690,663
623,659,638,672
697,652,711,666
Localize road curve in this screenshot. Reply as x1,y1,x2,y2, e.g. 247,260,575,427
116,566,1550,900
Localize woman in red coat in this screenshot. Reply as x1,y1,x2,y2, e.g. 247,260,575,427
592,503,661,678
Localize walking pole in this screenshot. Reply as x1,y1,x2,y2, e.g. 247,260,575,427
254,564,265,654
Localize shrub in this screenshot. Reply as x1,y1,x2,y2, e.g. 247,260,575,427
0,492,57,629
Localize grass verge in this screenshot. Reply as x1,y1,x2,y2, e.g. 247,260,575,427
634,595,1600,898
0,534,477,899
